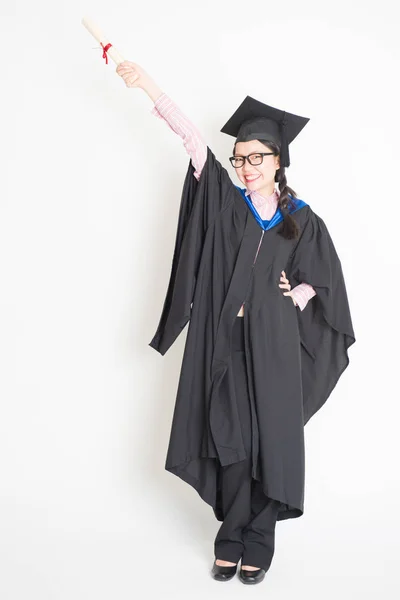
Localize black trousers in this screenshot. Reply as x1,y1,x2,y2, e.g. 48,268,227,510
214,316,281,571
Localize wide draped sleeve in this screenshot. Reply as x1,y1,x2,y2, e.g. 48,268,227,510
149,146,235,355
286,206,356,424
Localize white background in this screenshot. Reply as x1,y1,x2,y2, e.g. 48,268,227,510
2,0,400,598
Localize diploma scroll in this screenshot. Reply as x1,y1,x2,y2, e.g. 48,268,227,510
81,17,125,65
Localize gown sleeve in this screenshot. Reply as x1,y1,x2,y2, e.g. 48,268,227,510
285,207,356,424
148,146,235,355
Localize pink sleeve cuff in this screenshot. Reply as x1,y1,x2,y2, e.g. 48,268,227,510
151,92,174,117
291,282,317,311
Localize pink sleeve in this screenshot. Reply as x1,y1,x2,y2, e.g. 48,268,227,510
151,93,207,181
291,282,317,311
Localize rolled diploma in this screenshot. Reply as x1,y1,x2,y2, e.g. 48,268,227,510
81,17,125,65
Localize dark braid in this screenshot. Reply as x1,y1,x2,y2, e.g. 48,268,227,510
233,139,300,240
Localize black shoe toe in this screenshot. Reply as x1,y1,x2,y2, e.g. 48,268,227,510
239,567,266,585
211,560,237,581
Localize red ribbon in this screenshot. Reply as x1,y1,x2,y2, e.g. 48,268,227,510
100,42,112,65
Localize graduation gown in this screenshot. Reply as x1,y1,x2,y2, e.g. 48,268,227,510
149,146,355,521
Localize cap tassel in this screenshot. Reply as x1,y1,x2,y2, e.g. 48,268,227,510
280,113,290,168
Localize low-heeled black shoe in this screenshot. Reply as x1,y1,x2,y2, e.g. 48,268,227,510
211,560,238,581
239,567,266,585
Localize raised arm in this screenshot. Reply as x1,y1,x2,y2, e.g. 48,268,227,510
151,94,207,181
116,61,207,181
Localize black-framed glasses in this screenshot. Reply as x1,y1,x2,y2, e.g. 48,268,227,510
229,152,274,168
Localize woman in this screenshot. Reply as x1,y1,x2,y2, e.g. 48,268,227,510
117,61,355,585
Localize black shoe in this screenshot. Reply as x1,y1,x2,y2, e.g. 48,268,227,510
211,560,238,581
239,567,266,585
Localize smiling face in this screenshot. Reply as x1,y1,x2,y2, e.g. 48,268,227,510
233,139,280,197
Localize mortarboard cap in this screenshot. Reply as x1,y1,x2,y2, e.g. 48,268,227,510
220,96,310,168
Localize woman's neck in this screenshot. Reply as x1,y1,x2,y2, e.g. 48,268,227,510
254,183,276,198
248,187,278,200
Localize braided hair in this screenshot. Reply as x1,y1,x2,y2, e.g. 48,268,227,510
233,139,300,241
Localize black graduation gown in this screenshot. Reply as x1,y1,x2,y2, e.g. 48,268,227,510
149,146,355,522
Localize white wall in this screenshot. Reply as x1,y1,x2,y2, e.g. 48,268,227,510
1,0,399,598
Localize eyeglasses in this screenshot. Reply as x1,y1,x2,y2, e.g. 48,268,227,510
229,152,274,168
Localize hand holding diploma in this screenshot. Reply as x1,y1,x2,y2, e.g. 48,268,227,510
82,17,163,102
116,61,153,90
115,61,164,102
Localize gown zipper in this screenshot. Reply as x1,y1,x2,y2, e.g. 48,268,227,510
241,229,265,309
253,230,265,265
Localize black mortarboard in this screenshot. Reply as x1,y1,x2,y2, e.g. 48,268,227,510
220,96,310,168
